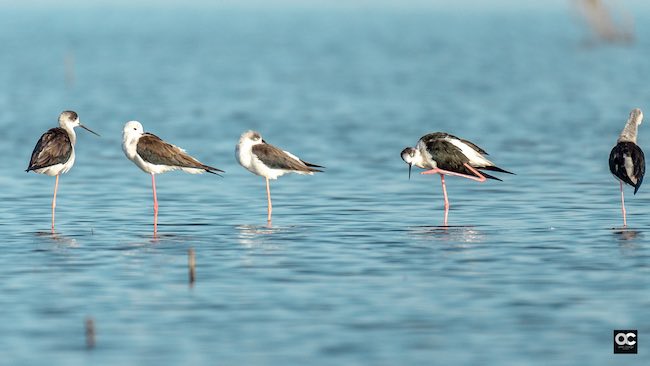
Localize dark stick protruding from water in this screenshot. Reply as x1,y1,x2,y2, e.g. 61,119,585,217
189,248,196,286
85,317,95,349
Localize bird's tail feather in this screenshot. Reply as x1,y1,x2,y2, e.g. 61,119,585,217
302,160,324,169
480,170,503,181
203,164,224,176
481,165,514,175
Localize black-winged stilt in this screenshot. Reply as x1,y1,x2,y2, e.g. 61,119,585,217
122,121,223,234
26,111,99,231
609,108,645,227
401,132,513,225
235,130,323,224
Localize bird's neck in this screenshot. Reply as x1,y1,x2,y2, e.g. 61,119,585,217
618,122,638,143
122,134,139,159
63,125,77,146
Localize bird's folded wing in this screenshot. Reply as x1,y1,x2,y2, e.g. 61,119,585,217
27,128,72,171
252,143,317,172
137,133,206,169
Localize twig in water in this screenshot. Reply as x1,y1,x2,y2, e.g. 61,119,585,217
85,317,95,349
188,248,196,287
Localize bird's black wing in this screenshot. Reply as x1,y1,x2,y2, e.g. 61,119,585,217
609,141,645,194
425,136,505,180
26,128,72,172
421,132,489,155
425,137,472,174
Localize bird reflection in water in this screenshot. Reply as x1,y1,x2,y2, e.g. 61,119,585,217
35,230,79,247
612,228,642,255
236,224,291,249
612,228,641,241
408,225,485,244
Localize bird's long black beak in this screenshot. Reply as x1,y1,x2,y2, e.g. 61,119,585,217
408,163,412,180
80,124,100,136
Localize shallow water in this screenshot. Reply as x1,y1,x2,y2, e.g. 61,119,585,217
0,3,649,365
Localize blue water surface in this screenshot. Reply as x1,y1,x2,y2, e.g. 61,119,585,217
0,3,648,365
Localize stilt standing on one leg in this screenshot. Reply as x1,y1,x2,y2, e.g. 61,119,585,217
121,121,223,234
609,108,645,228
236,130,323,224
401,132,513,225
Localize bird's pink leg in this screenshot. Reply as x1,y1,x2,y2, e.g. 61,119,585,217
51,174,59,232
151,173,158,235
440,174,449,226
266,177,272,224
463,164,487,182
421,163,487,182
620,181,627,227
440,174,449,209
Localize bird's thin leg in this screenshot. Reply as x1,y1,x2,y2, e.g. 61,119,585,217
440,174,450,209
51,174,59,232
421,163,487,182
620,181,627,227
266,177,272,224
151,173,158,235
462,164,487,182
441,174,449,226
443,205,449,227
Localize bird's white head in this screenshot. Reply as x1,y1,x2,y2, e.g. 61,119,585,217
123,120,144,139
401,147,423,179
236,130,264,169
238,130,264,147
58,110,99,136
122,120,144,154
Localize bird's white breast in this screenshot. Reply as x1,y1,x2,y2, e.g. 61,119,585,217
235,141,251,170
414,140,437,169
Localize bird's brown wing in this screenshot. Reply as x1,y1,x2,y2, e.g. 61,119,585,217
252,143,322,172
137,133,223,173
26,128,72,171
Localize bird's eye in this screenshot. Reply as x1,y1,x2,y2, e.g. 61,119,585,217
133,127,137,130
